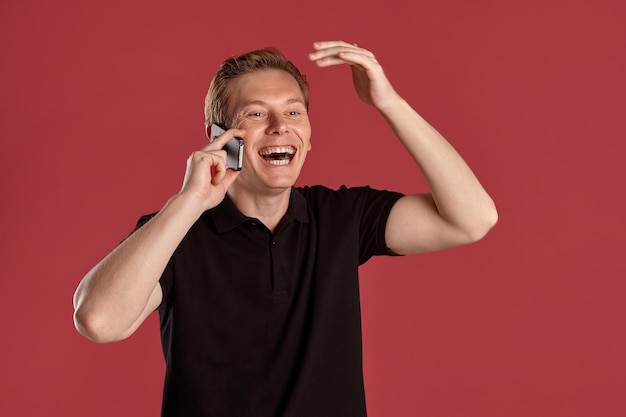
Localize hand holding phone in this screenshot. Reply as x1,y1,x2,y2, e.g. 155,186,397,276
209,123,244,171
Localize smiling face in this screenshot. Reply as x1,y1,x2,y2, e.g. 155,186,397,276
227,69,312,196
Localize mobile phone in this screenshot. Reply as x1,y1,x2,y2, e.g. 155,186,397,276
209,123,244,171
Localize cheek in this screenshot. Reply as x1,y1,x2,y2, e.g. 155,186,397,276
302,125,312,151
295,118,311,140
234,117,251,129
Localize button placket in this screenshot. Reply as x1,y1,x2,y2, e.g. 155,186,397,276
270,238,288,296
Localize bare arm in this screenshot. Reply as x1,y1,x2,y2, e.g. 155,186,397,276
309,41,497,255
381,98,497,254
73,129,244,343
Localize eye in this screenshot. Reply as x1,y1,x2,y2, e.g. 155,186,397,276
246,111,267,119
287,108,307,117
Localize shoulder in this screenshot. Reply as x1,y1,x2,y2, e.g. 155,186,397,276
295,184,383,200
294,185,404,215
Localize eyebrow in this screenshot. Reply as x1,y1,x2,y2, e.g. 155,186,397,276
240,98,306,107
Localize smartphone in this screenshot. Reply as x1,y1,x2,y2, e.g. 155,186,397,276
209,123,244,171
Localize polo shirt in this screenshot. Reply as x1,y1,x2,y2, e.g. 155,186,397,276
136,185,403,417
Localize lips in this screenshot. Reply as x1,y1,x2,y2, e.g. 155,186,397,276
258,146,296,166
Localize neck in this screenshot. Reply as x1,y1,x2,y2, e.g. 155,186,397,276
227,186,292,233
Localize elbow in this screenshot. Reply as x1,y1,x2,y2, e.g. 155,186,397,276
480,201,499,236
73,306,128,344
449,198,498,245
466,202,498,243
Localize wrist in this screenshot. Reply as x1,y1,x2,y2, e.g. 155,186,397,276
375,91,406,117
165,191,210,224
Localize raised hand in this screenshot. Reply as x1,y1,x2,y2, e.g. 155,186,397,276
309,41,400,111
179,127,244,211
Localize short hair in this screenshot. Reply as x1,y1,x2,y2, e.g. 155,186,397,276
204,48,309,126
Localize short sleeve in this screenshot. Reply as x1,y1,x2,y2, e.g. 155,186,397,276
348,186,404,264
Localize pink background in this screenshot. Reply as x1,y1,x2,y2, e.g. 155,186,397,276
2,0,625,415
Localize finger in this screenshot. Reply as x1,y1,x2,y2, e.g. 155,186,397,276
311,50,379,70
210,154,242,187
191,148,227,164
310,41,375,59
189,149,228,183
219,168,240,189
309,49,376,69
312,40,362,50
309,47,374,63
203,128,246,151
211,156,227,185
189,149,225,185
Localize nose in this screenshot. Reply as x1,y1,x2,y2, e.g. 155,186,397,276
266,113,288,135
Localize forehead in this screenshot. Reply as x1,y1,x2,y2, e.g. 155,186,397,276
227,69,305,107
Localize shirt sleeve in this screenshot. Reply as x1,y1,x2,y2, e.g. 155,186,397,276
347,186,404,265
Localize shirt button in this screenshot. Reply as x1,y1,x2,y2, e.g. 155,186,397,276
272,241,277,245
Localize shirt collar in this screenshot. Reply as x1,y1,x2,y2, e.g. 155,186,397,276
210,187,309,233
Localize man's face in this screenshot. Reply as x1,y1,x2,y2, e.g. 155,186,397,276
227,69,312,195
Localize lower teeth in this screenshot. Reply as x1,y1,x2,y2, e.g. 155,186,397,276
261,153,291,165
267,158,290,165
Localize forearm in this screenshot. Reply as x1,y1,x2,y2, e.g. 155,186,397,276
379,96,498,239
73,192,204,342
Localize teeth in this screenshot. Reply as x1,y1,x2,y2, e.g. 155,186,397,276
259,147,295,156
267,159,290,165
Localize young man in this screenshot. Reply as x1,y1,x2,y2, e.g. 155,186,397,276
74,41,497,416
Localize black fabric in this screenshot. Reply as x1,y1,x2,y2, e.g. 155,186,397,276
135,185,403,417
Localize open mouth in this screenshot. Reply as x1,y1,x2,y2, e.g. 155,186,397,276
258,146,296,166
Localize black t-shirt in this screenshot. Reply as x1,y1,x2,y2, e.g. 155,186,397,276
137,185,403,417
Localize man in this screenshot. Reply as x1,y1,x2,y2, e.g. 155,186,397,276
74,41,497,416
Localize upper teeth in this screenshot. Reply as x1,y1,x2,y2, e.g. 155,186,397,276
259,147,295,156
